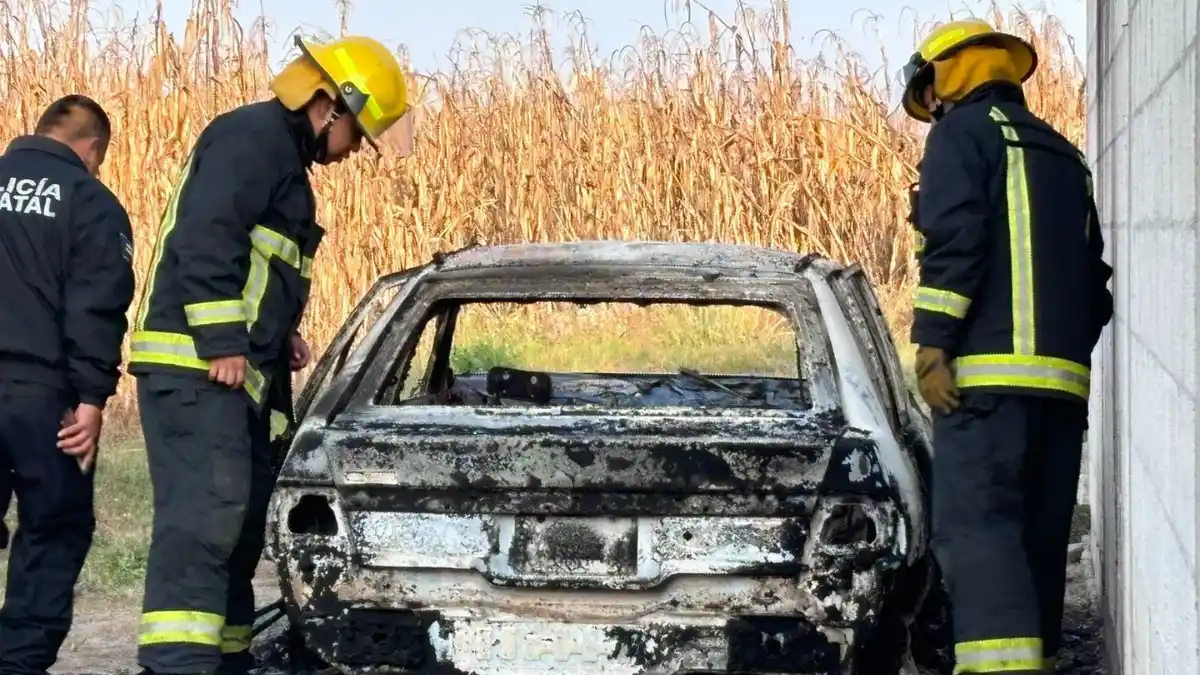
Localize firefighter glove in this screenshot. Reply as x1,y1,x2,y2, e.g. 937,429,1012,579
915,345,960,414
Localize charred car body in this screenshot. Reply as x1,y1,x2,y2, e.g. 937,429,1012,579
265,242,952,675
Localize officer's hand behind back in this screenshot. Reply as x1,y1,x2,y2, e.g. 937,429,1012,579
914,346,960,415
58,403,103,473
208,355,247,389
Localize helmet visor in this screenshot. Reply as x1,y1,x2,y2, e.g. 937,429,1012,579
893,52,934,120
365,108,414,158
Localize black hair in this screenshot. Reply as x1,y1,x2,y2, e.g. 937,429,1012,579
34,94,112,147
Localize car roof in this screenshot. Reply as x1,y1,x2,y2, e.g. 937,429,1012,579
426,241,843,278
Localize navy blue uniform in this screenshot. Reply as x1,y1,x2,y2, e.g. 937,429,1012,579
909,82,1113,672
0,135,135,675
130,99,323,675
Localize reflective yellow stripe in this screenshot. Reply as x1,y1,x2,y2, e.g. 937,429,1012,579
914,230,925,254
184,299,246,327
128,330,268,405
954,353,1090,400
270,410,290,441
953,637,1043,673
243,224,312,328
220,624,252,654
250,226,305,271
134,151,196,330
914,286,970,319
333,47,385,119
138,610,224,647
924,27,972,60
989,107,1036,355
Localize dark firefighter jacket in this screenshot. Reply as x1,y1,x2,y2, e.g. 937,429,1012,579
0,135,136,407
909,82,1114,403
129,99,325,415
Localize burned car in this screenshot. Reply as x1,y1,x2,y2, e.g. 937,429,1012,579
264,242,952,675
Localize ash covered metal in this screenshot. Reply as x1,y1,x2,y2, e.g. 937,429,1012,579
263,242,948,674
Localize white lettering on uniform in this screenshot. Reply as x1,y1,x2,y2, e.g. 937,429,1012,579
0,175,61,218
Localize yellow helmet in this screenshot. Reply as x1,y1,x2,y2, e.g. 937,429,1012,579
272,34,413,153
898,18,1037,123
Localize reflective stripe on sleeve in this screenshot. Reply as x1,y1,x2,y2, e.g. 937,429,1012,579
138,610,224,647
913,286,971,319
250,225,314,279
184,299,246,327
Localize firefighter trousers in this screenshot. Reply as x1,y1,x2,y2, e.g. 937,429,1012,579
932,392,1086,674
0,380,95,675
135,375,275,675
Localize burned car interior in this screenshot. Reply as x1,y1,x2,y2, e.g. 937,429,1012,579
374,296,814,411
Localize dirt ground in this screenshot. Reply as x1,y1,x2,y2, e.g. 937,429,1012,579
49,537,1108,675
49,561,279,675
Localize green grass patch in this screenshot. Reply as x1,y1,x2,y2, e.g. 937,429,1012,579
442,303,801,377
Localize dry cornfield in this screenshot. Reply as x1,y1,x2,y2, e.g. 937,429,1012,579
0,0,1084,429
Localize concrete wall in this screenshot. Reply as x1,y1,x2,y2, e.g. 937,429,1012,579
1086,0,1200,672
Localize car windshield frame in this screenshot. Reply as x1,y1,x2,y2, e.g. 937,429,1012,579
337,264,838,414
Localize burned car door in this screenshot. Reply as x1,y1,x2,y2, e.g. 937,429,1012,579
828,264,907,431
270,268,424,474
829,265,933,462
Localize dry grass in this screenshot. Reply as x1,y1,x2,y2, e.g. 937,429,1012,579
0,0,1084,434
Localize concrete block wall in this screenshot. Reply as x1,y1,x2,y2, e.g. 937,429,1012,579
1086,0,1200,672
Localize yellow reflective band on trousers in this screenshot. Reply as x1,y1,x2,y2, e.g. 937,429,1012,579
988,107,1036,356
184,299,245,328
220,624,252,654
953,637,1043,673
914,286,971,319
128,330,267,405
138,610,224,647
954,354,1090,400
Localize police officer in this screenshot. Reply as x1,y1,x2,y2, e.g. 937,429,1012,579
0,95,135,675
129,35,412,675
898,19,1114,674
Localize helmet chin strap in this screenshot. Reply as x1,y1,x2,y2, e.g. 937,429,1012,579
930,99,948,122
311,108,340,164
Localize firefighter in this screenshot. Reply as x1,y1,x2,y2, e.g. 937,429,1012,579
0,95,135,674
898,19,1114,674
128,35,412,675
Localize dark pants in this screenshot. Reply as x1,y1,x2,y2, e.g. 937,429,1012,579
0,380,95,675
932,392,1085,674
135,375,274,675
